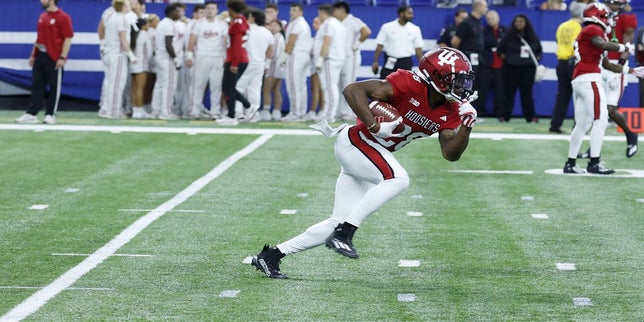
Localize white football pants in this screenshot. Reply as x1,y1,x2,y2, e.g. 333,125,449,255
151,54,178,117
192,55,224,117
277,126,410,255
318,58,344,120
285,51,310,117
338,51,361,119
569,77,608,159
100,52,128,117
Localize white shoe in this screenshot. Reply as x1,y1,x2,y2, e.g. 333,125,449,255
271,110,282,121
244,104,260,122
304,111,317,121
158,113,180,120
43,114,56,124
132,108,155,119
98,109,127,119
15,113,39,124
258,110,271,122
281,113,302,122
216,116,239,126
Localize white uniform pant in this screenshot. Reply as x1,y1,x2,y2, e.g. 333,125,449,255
236,62,265,108
277,126,410,255
601,61,627,106
318,58,345,120
176,56,192,116
151,54,178,117
338,51,361,118
192,55,224,117
101,52,129,117
285,51,310,117
569,76,608,159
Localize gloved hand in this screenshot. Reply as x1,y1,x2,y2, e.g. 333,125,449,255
315,56,324,69
126,51,138,64
277,54,289,66
173,56,182,69
458,102,477,128
625,42,635,54
631,66,644,78
371,117,403,138
466,90,479,103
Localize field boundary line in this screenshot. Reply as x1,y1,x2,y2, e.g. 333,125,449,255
0,123,630,142
0,134,274,322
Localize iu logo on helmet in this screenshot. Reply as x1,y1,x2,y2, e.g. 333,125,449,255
437,50,459,67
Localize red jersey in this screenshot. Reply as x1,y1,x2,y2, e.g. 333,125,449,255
35,8,74,62
356,70,462,152
573,24,606,79
226,15,249,67
607,13,637,60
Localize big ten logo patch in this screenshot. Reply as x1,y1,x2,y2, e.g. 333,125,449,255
616,108,644,133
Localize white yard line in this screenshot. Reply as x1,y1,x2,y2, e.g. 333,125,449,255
0,134,273,322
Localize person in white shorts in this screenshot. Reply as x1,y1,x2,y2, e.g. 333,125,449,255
151,4,183,120
186,1,228,119
260,18,286,121
313,4,346,122
101,0,138,119
282,3,312,122
235,9,274,122
333,1,371,121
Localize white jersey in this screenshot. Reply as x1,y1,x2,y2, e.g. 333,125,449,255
155,18,175,56
192,18,228,57
173,20,186,56
246,24,273,65
184,18,198,50
316,17,346,61
285,16,312,54
131,29,152,73
101,7,116,26
375,20,423,58
104,12,129,54
341,14,367,56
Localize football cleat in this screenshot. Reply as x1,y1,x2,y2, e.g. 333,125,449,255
626,132,638,158
251,244,288,279
577,148,590,159
563,162,585,174
325,224,359,259
587,162,615,175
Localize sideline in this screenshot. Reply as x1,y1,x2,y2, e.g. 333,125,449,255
0,123,630,142
0,134,274,322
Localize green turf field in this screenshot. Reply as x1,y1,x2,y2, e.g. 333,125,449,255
0,111,642,321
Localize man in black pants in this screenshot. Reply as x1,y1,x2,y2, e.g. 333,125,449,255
16,0,73,125
452,0,488,115
549,2,584,134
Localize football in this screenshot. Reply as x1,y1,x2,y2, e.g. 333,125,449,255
368,101,404,133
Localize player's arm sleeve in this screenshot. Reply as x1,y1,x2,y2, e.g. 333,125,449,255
374,25,386,45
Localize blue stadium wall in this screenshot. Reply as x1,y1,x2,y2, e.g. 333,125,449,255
1,1,643,117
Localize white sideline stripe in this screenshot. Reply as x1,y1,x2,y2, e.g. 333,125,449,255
0,124,635,142
521,196,534,201
296,192,309,198
118,209,206,213
218,290,240,298
410,194,423,199
0,286,113,291
279,209,298,215
28,205,48,210
636,198,644,203
531,214,550,219
406,211,423,217
0,134,273,322
51,253,154,258
64,188,79,193
446,170,534,175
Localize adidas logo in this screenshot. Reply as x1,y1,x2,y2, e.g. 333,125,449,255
440,115,447,121
331,239,352,251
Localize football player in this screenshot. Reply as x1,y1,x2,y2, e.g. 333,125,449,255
251,47,477,278
563,3,644,174
578,0,639,158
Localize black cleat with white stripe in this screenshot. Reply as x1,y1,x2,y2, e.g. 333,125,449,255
251,244,288,279
325,223,359,259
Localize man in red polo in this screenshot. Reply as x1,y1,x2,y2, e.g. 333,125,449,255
15,0,73,125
